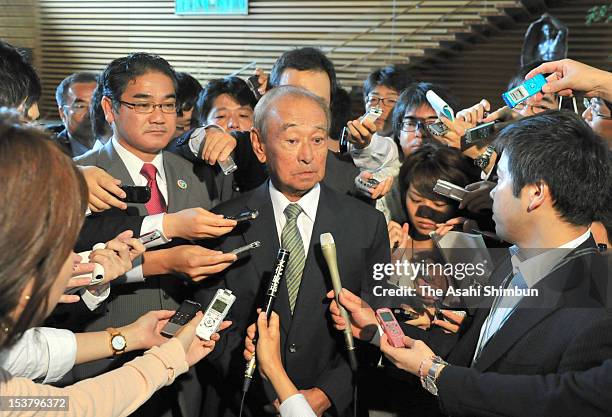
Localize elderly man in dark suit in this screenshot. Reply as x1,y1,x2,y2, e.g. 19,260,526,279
195,85,390,417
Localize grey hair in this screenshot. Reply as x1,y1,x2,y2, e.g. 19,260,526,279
253,85,331,140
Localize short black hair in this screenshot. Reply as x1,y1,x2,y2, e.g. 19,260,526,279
176,72,203,117
398,143,478,206
269,47,337,94
90,80,112,140
100,52,177,109
363,64,412,101
195,76,257,125
391,82,459,146
496,110,610,226
329,87,352,140
0,40,41,111
55,72,98,107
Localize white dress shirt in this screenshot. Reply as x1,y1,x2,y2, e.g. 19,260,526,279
112,137,170,282
279,394,317,417
0,327,77,383
269,181,320,252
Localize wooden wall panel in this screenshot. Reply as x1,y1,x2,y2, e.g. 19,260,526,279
35,0,521,117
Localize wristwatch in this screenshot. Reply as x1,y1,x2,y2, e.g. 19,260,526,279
421,356,449,396
474,145,495,170
106,327,127,356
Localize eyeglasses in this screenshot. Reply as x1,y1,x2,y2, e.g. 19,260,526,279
63,102,89,115
119,100,177,114
367,95,397,107
583,97,612,120
400,118,436,133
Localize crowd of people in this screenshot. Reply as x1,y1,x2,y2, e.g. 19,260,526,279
0,35,611,417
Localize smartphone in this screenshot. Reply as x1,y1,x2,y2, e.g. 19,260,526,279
433,179,468,202
120,185,151,204
230,240,261,257
375,308,406,348
225,209,259,222
161,300,202,338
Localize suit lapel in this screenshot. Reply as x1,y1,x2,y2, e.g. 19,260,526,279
473,239,598,371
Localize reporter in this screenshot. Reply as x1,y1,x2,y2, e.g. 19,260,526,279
0,111,223,417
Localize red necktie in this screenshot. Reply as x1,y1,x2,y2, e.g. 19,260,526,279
140,163,166,214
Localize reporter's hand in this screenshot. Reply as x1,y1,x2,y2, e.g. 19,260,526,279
346,117,377,149
356,171,393,199
439,116,473,149
432,310,466,334
60,255,95,303
434,217,467,238
80,166,127,212
89,243,133,285
300,387,331,417
120,310,176,351
254,311,284,380
456,99,491,125
380,334,436,376
327,289,378,341
163,207,237,240
388,221,411,249
200,127,237,165
459,181,495,212
525,58,612,101
173,312,231,366
106,230,146,262
165,245,237,282
482,106,522,123
254,68,268,96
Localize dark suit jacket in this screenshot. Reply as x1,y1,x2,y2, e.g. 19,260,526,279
195,181,390,416
403,238,612,416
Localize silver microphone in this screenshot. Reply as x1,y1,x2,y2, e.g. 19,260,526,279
320,232,358,372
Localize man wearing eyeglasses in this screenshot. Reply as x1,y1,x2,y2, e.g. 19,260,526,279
72,52,238,417
363,65,412,136
54,72,100,157
583,97,612,146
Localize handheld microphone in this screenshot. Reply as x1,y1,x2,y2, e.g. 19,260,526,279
242,248,290,393
320,233,358,373
91,243,106,284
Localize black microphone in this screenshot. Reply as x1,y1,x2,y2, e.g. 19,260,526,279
242,248,290,393
320,232,358,373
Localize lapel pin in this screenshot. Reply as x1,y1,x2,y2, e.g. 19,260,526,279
177,179,187,190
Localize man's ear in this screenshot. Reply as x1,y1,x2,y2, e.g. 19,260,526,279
526,181,547,213
101,96,116,125
58,106,67,124
250,128,267,164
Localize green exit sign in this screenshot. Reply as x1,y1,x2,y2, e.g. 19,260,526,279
176,0,248,15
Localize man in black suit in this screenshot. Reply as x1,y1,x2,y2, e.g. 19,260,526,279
54,72,99,157
195,86,390,417
332,111,612,416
